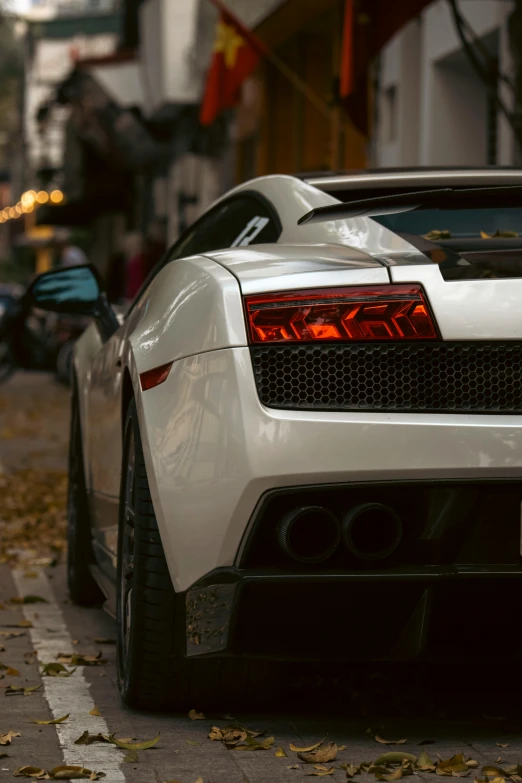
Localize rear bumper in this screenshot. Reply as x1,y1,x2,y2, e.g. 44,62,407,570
140,347,522,592
183,566,522,661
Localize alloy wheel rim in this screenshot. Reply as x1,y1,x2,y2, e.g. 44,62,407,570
120,429,136,662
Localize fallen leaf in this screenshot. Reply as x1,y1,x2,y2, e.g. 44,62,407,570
306,765,335,777
375,753,418,766
5,684,41,696
74,732,111,746
340,764,361,777
6,666,20,676
11,595,48,605
56,653,106,666
186,740,201,746
32,714,69,725
188,709,205,720
497,745,509,749
41,663,75,678
0,631,25,638
290,738,326,753
0,730,21,744
123,750,138,763
48,765,105,779
89,707,101,717
232,735,275,751
298,743,338,764
418,750,435,769
376,766,413,782
109,734,160,750
276,746,288,757
13,766,46,778
18,620,33,628
376,736,407,746
288,764,301,770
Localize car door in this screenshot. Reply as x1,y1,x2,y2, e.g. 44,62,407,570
86,192,281,582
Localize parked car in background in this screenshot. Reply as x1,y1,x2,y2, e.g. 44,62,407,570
27,168,522,710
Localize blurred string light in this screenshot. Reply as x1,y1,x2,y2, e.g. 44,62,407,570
0,189,64,224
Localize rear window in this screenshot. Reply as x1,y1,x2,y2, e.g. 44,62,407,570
373,207,522,238
371,203,522,280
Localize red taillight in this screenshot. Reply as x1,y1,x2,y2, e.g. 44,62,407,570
140,361,173,391
244,286,438,343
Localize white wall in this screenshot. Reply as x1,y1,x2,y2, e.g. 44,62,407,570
375,0,515,167
24,32,117,179
140,0,200,114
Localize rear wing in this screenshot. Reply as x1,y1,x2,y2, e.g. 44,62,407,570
297,185,522,225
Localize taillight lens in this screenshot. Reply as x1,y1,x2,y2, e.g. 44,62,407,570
244,285,438,343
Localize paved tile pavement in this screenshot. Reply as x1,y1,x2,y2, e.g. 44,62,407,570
0,372,522,783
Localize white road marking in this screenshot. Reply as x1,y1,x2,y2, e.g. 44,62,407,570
12,569,126,782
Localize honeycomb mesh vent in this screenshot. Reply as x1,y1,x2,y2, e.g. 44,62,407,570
250,342,522,413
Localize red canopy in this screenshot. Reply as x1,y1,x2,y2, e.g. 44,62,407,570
340,0,436,135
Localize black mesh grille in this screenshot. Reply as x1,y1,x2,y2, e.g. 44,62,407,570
250,342,522,413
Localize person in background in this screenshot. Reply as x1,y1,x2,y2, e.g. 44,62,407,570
61,243,89,268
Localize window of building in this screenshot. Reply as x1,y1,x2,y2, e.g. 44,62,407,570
382,85,398,143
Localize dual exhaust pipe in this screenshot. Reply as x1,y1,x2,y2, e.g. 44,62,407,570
277,503,402,564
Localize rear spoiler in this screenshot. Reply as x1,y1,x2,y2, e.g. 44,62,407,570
297,185,522,225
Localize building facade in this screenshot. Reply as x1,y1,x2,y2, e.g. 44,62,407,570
374,0,516,167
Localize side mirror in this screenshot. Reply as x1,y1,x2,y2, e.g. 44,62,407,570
27,265,119,340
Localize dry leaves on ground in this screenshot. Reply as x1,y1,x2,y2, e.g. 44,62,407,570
41,663,75,678
14,765,105,779
55,653,106,667
0,470,67,566
298,742,340,764
0,730,20,745
31,714,69,725
5,684,41,696
74,731,160,751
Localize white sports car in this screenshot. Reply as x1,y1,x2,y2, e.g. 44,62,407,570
29,168,522,708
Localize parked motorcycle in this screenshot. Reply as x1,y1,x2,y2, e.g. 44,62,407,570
0,283,88,385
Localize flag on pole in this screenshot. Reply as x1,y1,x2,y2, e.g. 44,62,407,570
200,0,266,126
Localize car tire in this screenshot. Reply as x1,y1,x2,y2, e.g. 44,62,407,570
117,398,256,710
67,384,104,606
56,340,75,386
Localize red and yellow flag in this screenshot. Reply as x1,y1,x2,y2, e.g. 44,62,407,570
200,1,265,126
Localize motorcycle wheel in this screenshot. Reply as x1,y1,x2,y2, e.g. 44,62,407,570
0,339,15,384
56,339,75,386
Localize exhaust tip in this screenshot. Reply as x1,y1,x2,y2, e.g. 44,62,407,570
342,503,402,561
277,506,340,564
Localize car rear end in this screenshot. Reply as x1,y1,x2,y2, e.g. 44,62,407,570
142,173,522,664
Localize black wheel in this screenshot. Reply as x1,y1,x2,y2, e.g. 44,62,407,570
67,384,104,606
117,399,256,710
0,339,15,384
56,340,75,386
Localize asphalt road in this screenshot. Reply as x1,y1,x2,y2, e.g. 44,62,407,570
0,372,522,783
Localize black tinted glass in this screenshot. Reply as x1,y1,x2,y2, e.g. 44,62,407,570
170,195,279,261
